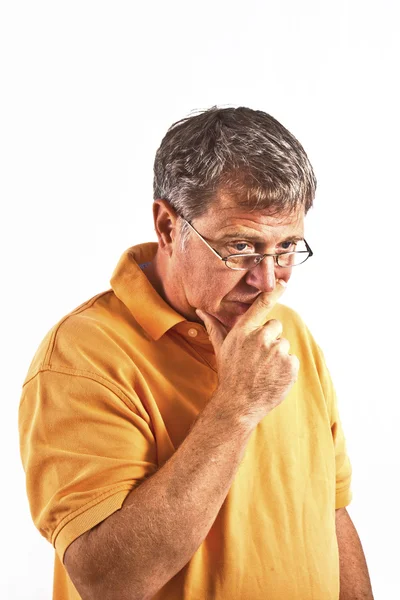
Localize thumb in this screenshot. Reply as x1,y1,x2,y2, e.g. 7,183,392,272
195,309,228,353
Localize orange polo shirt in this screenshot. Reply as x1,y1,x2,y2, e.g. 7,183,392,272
19,243,352,600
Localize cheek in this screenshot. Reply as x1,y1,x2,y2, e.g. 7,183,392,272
185,264,237,306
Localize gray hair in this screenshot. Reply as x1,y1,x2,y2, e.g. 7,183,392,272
153,106,317,249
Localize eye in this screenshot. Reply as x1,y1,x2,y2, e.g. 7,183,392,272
280,240,298,251
228,242,255,254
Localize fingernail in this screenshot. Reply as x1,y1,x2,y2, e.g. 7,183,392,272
276,279,287,288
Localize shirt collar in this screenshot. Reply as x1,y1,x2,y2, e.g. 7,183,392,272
110,243,186,340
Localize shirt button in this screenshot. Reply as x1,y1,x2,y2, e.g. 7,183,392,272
188,328,198,337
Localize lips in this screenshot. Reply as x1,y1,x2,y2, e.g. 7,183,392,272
229,301,254,314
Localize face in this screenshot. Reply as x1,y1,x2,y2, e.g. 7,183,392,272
156,195,305,331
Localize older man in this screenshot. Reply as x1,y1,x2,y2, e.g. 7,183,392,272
19,107,373,599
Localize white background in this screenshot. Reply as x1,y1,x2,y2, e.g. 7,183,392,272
1,1,399,598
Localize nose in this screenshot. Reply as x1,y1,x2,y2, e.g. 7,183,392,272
244,255,277,292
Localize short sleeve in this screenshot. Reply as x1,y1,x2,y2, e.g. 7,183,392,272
19,368,158,562
316,346,353,509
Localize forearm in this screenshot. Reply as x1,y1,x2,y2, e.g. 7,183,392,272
336,509,374,599
65,393,254,600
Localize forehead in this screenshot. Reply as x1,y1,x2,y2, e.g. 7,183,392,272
202,193,305,240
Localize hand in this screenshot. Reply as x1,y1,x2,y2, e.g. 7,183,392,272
196,282,299,427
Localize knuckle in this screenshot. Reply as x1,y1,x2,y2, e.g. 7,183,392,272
258,294,273,309
262,319,283,343
292,354,300,367
278,337,290,350
265,318,281,329
290,355,300,374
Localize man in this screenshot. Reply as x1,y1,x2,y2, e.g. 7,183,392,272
19,107,374,599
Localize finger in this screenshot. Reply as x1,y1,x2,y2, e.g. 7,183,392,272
272,336,290,353
289,354,300,379
195,309,228,352
262,318,283,343
239,279,287,332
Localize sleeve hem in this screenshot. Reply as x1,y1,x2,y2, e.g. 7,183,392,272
54,486,134,563
335,488,352,509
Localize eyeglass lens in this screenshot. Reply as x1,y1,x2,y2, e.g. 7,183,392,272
225,240,310,270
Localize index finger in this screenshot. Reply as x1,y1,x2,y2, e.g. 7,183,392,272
238,280,287,331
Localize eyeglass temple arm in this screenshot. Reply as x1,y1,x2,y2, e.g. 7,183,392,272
183,219,225,261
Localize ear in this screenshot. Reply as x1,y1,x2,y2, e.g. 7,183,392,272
152,199,180,256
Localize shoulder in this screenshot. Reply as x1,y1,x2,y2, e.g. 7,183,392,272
23,289,141,385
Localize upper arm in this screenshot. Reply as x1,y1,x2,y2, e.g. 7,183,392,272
63,530,93,594
335,507,352,531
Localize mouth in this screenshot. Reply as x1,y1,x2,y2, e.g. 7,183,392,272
230,297,259,305
229,300,255,314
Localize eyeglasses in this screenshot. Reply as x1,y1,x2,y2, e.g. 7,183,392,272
182,219,313,271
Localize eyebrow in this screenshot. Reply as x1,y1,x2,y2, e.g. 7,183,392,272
216,231,305,244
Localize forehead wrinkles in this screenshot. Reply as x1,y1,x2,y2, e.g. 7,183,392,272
212,210,304,241
212,189,304,225
209,196,303,224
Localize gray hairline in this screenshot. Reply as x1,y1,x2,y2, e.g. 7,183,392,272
178,218,192,251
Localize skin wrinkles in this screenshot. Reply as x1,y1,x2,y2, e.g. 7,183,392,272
147,193,305,331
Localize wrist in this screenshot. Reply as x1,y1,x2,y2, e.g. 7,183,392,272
202,391,258,437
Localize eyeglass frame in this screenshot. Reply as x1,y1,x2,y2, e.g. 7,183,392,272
181,218,313,271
